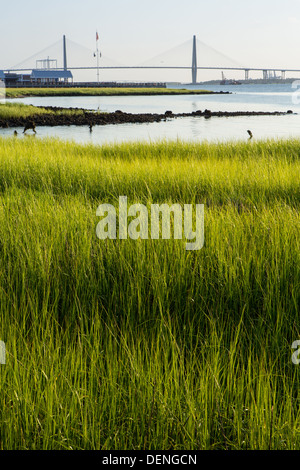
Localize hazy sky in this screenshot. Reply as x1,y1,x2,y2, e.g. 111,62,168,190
2,0,300,81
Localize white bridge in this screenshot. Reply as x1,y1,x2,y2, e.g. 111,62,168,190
3,35,299,84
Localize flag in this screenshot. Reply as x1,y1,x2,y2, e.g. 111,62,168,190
96,32,99,41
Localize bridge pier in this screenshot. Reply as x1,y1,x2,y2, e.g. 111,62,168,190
281,70,286,80
263,70,268,80
192,35,197,85
245,69,249,80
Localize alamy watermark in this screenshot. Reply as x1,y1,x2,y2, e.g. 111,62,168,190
291,80,300,104
0,341,6,365
292,341,300,365
96,196,204,251
0,79,6,102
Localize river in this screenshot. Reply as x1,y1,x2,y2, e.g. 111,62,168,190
2,82,300,144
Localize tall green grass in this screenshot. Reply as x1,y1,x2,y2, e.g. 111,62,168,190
0,102,50,119
0,102,88,120
0,137,299,449
5,87,213,99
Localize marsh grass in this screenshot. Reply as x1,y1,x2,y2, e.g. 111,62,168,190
0,137,299,449
0,102,50,120
0,102,87,120
5,87,214,99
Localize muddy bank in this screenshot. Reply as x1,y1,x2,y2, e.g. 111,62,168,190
0,106,294,129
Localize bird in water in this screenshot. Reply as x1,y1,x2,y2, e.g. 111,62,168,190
13,130,18,136
247,130,253,139
89,123,93,132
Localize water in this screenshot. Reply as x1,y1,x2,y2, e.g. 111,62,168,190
2,83,300,144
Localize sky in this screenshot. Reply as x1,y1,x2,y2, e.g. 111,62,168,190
2,0,300,82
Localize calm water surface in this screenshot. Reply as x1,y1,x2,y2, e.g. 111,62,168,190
2,83,300,144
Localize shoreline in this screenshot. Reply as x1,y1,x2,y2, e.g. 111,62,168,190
4,87,230,99
0,106,293,129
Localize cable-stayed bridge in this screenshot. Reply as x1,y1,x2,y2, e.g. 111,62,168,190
4,36,300,83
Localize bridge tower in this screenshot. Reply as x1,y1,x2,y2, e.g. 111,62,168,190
63,35,67,71
192,35,197,85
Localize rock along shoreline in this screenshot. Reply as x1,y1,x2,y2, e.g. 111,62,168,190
0,106,294,129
